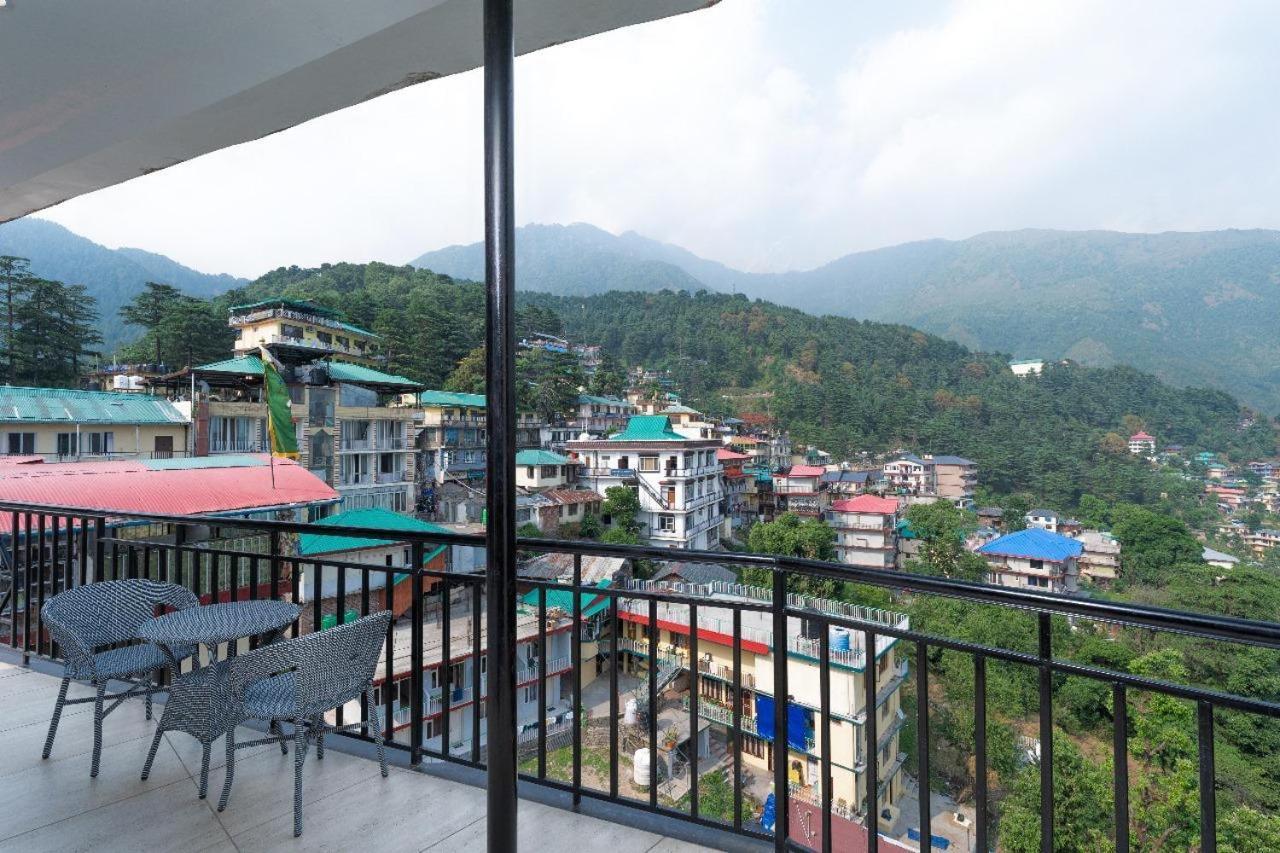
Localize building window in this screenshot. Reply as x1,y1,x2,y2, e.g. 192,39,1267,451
540,465,557,478
6,432,34,454
55,433,78,456
1030,559,1044,571
639,455,659,472
526,466,535,478
658,515,675,531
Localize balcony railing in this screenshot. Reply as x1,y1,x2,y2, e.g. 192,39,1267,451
1,500,1278,852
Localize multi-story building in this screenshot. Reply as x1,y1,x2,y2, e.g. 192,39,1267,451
1241,528,1280,557
1072,529,1121,587
568,415,724,550
571,394,635,436
828,495,899,570
772,465,826,518
1024,509,1060,533
820,470,880,499
662,404,718,440
1128,431,1156,456
0,386,189,460
976,528,1082,593
717,447,752,533
881,453,977,507
928,455,976,508
167,354,422,513
617,579,910,821
415,390,545,484
229,297,379,365
882,454,931,496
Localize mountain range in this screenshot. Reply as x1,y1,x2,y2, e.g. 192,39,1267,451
414,224,1280,413
0,218,247,353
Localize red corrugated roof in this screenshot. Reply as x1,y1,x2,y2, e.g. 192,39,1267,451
716,448,750,461
1129,431,1154,440
0,456,337,534
784,465,826,477
832,494,899,514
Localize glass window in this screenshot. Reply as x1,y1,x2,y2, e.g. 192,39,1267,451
638,455,659,472
7,432,34,454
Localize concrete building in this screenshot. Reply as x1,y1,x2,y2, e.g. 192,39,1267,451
829,495,899,570
1128,431,1157,456
1202,546,1240,570
515,449,577,492
772,465,826,518
1009,359,1045,377
229,298,379,365
927,455,977,508
617,579,910,823
0,386,188,461
882,454,931,496
1024,509,1061,533
569,415,723,550
1073,529,1121,587
977,528,1083,593
164,355,422,513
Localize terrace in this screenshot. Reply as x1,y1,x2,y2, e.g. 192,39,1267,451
4,2,1280,852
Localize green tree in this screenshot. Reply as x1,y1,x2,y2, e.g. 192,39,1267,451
518,348,584,422
0,255,33,383
1221,805,1280,851
746,512,835,561
119,282,183,366
1110,504,1202,587
445,346,487,394
588,351,627,397
903,501,986,581
578,512,602,540
601,485,642,537
999,733,1113,852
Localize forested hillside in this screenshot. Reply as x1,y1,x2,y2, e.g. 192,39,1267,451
212,263,1277,517
0,218,245,351
415,224,1280,412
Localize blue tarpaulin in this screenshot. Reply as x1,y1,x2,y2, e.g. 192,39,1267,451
754,695,812,751
908,827,952,849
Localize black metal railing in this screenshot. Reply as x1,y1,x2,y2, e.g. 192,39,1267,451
2,500,1280,852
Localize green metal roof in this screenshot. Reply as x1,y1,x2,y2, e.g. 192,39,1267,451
418,390,486,409
520,579,612,619
335,320,378,338
609,415,685,442
192,356,421,389
327,361,420,388
0,386,186,425
516,449,571,466
577,394,628,406
229,298,339,318
659,404,701,415
298,507,450,558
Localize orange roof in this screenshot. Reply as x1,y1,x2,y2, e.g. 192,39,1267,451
716,448,750,461
783,465,825,478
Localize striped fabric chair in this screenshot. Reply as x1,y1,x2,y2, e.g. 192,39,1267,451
218,610,393,836
40,580,199,777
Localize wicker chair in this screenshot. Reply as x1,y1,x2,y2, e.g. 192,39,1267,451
218,611,393,836
40,580,199,777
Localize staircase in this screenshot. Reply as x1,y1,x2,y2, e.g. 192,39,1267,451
635,475,670,510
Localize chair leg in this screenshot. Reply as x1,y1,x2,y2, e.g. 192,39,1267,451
315,722,325,761
293,721,306,837
90,682,106,778
42,677,71,760
197,742,212,799
271,720,288,755
144,669,157,721
141,727,165,780
217,730,236,813
375,722,387,779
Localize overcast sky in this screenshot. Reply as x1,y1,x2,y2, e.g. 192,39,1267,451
37,0,1280,280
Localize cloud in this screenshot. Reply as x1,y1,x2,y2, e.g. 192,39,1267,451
38,0,1280,279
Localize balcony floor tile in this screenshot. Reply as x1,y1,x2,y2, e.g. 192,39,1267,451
0,657,751,852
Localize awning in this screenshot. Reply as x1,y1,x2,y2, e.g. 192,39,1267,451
0,0,716,222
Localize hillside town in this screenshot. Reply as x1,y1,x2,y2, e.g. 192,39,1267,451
0,296,1277,849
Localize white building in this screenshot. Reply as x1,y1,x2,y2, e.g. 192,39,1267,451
828,494,899,570
1128,431,1157,456
1009,359,1045,377
568,415,723,550
1024,509,1061,533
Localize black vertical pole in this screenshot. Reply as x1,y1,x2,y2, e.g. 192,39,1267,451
772,574,789,851
483,0,518,848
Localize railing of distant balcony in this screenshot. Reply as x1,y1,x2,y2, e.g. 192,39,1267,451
2,502,1280,852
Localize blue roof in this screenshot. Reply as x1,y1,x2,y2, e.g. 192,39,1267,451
977,528,1083,562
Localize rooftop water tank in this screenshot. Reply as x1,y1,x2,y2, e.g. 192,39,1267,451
830,626,851,653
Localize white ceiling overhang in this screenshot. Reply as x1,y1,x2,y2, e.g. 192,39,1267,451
0,0,716,221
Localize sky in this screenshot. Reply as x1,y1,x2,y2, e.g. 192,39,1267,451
36,0,1280,280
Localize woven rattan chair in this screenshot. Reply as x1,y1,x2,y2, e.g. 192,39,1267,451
40,580,198,777
217,611,393,836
